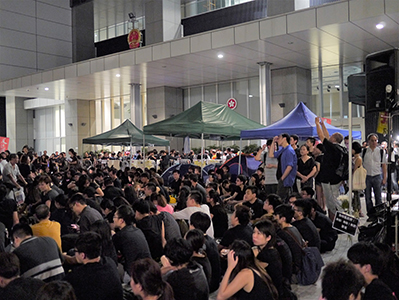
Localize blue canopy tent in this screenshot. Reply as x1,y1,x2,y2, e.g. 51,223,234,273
240,102,362,140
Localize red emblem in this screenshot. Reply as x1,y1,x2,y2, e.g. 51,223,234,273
227,98,237,110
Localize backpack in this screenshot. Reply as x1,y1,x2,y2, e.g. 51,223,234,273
335,145,349,180
362,148,384,162
296,247,324,285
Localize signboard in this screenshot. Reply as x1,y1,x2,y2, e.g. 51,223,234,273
127,29,141,49
0,137,9,152
376,112,389,134
227,98,237,110
332,211,359,236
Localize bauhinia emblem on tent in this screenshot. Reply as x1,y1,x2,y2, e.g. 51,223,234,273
227,98,237,110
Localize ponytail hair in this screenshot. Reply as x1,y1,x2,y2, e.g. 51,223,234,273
130,258,174,300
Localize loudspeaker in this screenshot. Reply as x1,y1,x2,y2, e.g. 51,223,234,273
365,49,399,113
348,72,365,106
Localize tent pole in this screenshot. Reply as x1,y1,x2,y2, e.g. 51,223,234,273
201,133,204,174
238,139,242,175
348,102,353,214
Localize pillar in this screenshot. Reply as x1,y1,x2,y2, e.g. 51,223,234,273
130,84,142,129
145,0,181,45
258,62,272,125
5,96,33,153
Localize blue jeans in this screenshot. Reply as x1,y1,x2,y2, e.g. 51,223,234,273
365,175,382,215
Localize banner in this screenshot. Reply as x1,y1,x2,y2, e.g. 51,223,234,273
0,137,9,152
321,117,331,124
376,112,389,135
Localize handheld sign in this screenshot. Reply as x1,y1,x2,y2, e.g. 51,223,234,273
332,211,359,236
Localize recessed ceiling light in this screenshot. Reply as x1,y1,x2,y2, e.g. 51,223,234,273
335,85,340,88
248,94,253,98
217,53,224,59
44,87,49,91
376,22,385,29
116,74,121,77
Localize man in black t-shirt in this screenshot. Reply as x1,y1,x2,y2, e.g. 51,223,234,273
315,117,345,219
347,242,395,300
243,186,264,220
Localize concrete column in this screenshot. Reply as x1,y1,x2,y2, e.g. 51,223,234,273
258,62,272,125
339,64,344,119
145,0,181,45
270,67,312,123
147,86,183,150
318,66,324,116
65,99,95,153
130,84,142,129
6,96,33,153
72,0,95,62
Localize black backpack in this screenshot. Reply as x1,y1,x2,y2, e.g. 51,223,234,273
335,144,349,180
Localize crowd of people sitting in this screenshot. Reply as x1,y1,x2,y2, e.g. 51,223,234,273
0,117,398,300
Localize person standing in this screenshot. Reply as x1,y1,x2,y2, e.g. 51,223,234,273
255,139,278,196
362,133,387,220
268,133,297,200
315,117,345,219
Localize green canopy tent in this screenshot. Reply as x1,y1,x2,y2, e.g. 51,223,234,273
143,101,264,171
82,119,170,149
143,101,264,140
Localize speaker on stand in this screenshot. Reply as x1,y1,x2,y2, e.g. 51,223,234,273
365,48,399,247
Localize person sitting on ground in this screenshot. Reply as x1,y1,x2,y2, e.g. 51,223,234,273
292,199,321,250
243,186,264,220
134,199,166,262
224,175,247,204
274,204,304,275
347,242,395,300
252,219,285,299
31,204,62,250
103,177,124,200
300,186,315,199
112,204,151,277
173,191,214,238
151,192,174,214
130,258,174,300
321,259,364,300
37,174,60,210
206,189,228,239
185,229,212,288
12,223,64,282
374,242,399,298
189,211,221,294
256,193,282,222
50,194,74,236
218,204,253,253
68,193,103,233
217,240,278,300
161,238,209,300
0,252,45,300
64,232,123,300
308,199,337,253
148,201,182,242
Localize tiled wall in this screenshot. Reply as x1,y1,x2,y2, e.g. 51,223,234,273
0,0,72,81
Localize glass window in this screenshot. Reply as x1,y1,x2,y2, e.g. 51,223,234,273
108,25,116,39
99,28,107,41
60,105,65,137
190,87,202,106
218,82,231,106
114,98,121,126
123,95,131,120
116,22,125,36
204,85,216,103
248,77,260,123
232,80,248,117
